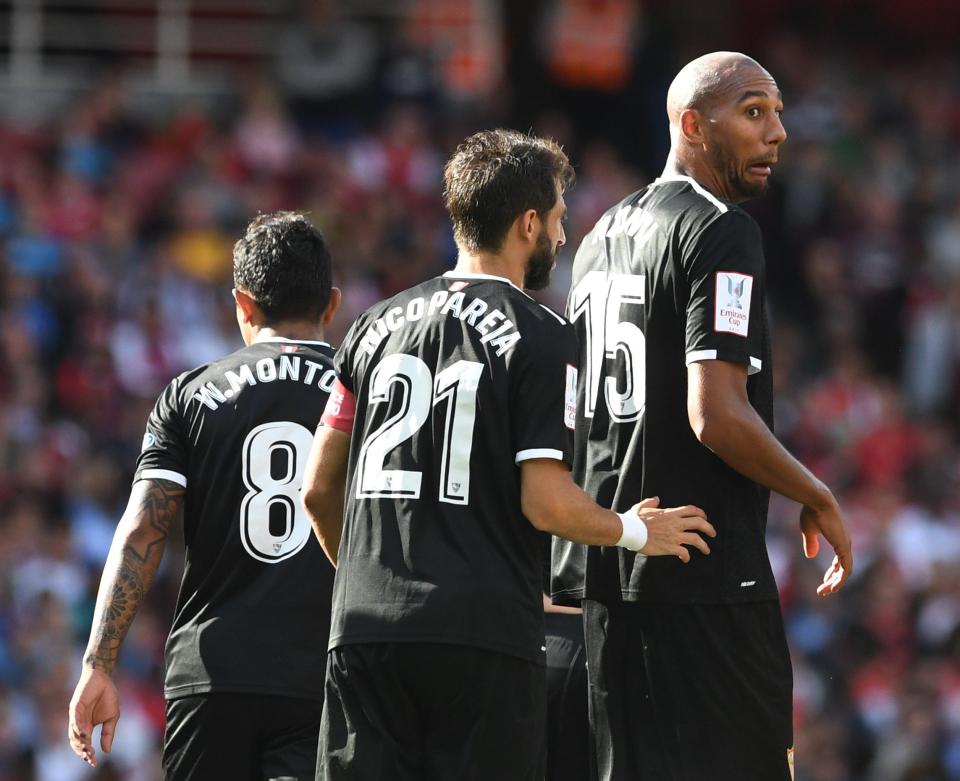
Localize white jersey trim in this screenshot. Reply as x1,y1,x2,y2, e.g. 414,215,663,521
539,304,568,325
652,175,729,214
253,336,332,347
138,469,188,487
685,349,762,375
442,271,533,300
515,448,565,464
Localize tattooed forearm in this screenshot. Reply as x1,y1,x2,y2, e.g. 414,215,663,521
84,479,184,675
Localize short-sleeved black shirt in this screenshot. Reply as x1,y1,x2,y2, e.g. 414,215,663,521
135,338,337,700
552,176,777,606
329,272,577,663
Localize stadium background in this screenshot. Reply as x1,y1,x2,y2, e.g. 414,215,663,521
0,0,958,778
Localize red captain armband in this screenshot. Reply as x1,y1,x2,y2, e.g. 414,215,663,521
321,379,356,433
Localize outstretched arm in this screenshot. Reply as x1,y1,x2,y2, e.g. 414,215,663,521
68,478,184,767
687,359,853,595
521,459,715,560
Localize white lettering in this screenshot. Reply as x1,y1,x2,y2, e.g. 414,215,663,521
428,290,449,315
476,309,506,336
459,298,488,326
318,369,337,391
256,358,277,382
225,364,257,394
440,291,465,318
480,319,514,344
490,331,521,357
279,355,301,381
358,329,382,357
406,297,425,321
385,306,404,332
193,382,227,410
304,360,325,385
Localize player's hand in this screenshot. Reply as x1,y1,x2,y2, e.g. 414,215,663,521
799,500,853,596
630,497,716,562
68,666,120,767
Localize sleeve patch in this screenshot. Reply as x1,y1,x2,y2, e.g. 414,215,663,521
320,379,356,434
714,272,753,337
564,364,578,430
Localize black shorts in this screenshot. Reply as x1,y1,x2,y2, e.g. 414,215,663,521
317,642,546,781
163,692,323,781
544,611,596,781
583,599,794,781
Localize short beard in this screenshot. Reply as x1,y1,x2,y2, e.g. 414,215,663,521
523,228,556,291
711,143,767,201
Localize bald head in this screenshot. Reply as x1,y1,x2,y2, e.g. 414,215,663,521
667,52,771,126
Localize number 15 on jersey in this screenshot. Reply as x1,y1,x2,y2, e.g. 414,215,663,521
569,271,646,423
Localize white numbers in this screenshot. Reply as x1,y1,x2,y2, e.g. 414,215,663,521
357,354,432,498
434,361,484,504
356,355,483,504
569,271,646,422
240,421,315,564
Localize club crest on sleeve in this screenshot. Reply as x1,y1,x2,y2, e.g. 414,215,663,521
564,365,578,430
714,272,753,337
141,432,156,451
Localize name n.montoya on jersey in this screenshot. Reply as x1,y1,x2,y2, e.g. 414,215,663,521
193,355,336,410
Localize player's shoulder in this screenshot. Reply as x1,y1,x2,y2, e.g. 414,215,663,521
472,275,570,332
645,177,758,247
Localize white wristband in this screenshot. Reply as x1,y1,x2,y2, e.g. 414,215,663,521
616,511,648,552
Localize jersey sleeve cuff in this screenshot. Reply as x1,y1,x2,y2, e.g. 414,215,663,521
685,349,762,375
515,448,565,464
137,469,188,487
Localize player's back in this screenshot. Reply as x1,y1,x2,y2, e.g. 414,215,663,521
331,271,576,663
136,338,337,700
555,175,776,605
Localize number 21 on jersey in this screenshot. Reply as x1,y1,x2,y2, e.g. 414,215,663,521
569,271,646,422
356,353,483,504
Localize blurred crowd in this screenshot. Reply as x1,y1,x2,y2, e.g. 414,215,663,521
0,1,958,779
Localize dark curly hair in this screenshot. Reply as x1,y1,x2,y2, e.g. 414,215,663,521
232,212,333,323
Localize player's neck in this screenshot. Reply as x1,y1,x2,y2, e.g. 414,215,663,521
249,322,326,345
662,153,731,202
452,249,525,289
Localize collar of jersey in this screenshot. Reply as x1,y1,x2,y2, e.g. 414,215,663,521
253,336,331,347
650,174,729,212
441,270,532,299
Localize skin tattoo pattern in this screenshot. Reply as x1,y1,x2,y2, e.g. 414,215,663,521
84,479,184,674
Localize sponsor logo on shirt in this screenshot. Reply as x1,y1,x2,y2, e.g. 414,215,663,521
714,272,753,337
564,364,578,430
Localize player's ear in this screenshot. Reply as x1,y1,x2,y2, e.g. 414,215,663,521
679,109,705,145
517,209,538,244
233,287,258,325
322,287,342,326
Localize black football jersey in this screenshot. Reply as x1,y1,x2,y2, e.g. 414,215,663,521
552,175,777,605
135,338,337,700
330,272,578,663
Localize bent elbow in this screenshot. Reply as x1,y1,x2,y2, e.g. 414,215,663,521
301,484,329,519
688,408,727,452
521,495,553,533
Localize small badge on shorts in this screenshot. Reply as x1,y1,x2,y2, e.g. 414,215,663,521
787,747,795,780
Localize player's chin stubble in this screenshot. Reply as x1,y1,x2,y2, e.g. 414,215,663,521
523,230,556,291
